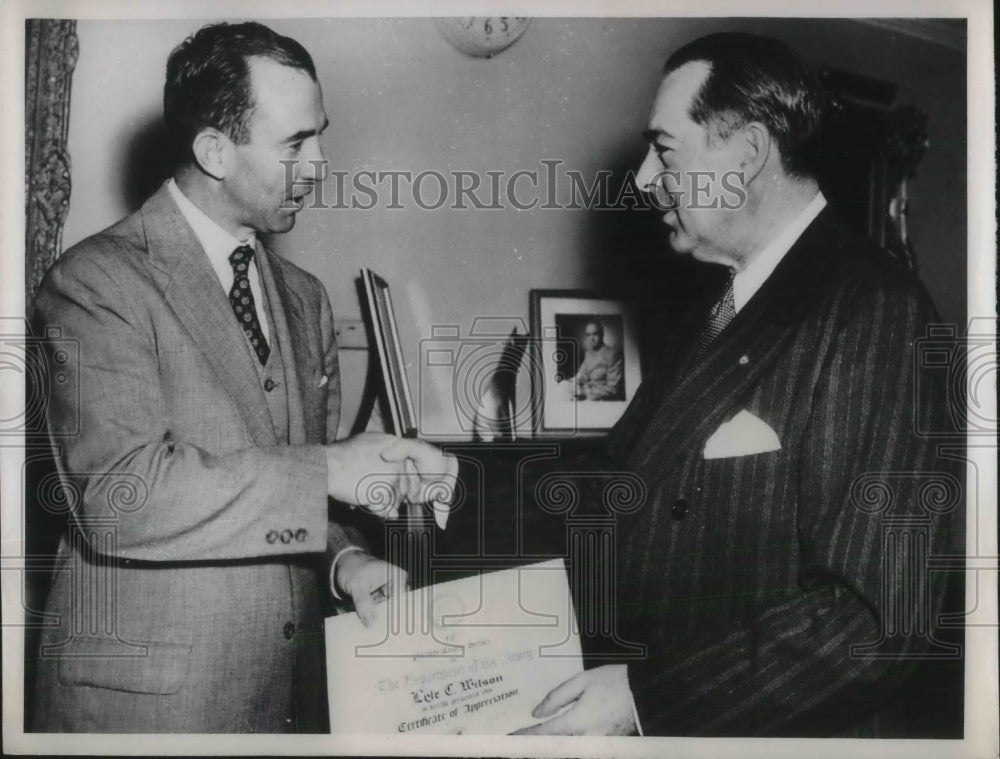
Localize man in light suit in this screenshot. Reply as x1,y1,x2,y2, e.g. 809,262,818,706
31,22,456,732
521,33,959,737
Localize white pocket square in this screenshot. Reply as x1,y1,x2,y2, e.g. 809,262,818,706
318,374,329,388
703,409,781,459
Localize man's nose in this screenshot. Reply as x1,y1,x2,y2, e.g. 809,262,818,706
635,147,659,192
299,139,328,183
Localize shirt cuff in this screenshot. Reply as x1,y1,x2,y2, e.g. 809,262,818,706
329,545,367,600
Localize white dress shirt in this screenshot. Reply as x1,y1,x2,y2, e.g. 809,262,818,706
166,178,270,341
732,190,827,313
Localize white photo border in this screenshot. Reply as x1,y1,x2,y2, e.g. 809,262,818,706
530,290,642,435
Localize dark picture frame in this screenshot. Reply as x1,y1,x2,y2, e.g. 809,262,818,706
360,268,418,437
529,290,641,436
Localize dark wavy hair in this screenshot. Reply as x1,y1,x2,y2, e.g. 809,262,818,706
164,22,317,163
664,32,823,178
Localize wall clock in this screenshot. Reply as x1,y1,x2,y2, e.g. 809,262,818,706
436,17,531,59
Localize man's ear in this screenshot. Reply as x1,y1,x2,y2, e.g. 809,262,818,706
739,121,771,184
191,128,230,180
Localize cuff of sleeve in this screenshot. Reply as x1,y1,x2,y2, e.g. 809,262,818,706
627,658,665,735
329,545,367,600
259,444,329,555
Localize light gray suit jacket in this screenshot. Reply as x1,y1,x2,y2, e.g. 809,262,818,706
31,182,355,732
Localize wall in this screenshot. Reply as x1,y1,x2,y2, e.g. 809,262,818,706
62,18,968,438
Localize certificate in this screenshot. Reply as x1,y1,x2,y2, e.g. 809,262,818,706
325,558,583,735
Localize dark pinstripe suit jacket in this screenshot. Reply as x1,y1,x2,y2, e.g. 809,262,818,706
603,209,961,737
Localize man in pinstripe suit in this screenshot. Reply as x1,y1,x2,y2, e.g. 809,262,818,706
519,33,959,737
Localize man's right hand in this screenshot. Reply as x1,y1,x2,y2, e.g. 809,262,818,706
324,432,458,519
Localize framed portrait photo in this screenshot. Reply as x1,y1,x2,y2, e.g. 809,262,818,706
529,290,642,436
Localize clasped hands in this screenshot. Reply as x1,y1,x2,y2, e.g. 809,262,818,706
325,432,458,520
325,433,456,626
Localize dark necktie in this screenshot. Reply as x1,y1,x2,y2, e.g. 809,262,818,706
694,273,736,359
228,245,270,364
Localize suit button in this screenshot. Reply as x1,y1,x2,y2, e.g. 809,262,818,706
264,378,276,392
295,528,308,542
280,529,293,544
266,530,279,544
283,621,295,640
671,499,689,521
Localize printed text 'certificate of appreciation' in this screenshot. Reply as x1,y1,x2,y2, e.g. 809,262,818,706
325,558,583,735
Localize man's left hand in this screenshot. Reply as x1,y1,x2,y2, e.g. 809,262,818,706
333,550,408,627
512,665,637,736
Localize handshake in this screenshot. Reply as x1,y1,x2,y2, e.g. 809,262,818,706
324,432,458,522
324,432,458,626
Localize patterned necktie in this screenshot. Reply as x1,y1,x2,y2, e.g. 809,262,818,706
694,273,736,359
228,245,270,364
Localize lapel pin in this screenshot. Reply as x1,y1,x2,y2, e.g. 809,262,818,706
739,355,749,365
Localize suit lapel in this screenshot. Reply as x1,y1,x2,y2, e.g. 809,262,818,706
140,183,278,446
616,209,840,478
622,305,798,479
257,247,319,445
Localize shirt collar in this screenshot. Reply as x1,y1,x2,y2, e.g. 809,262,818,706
166,178,256,264
732,190,827,313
